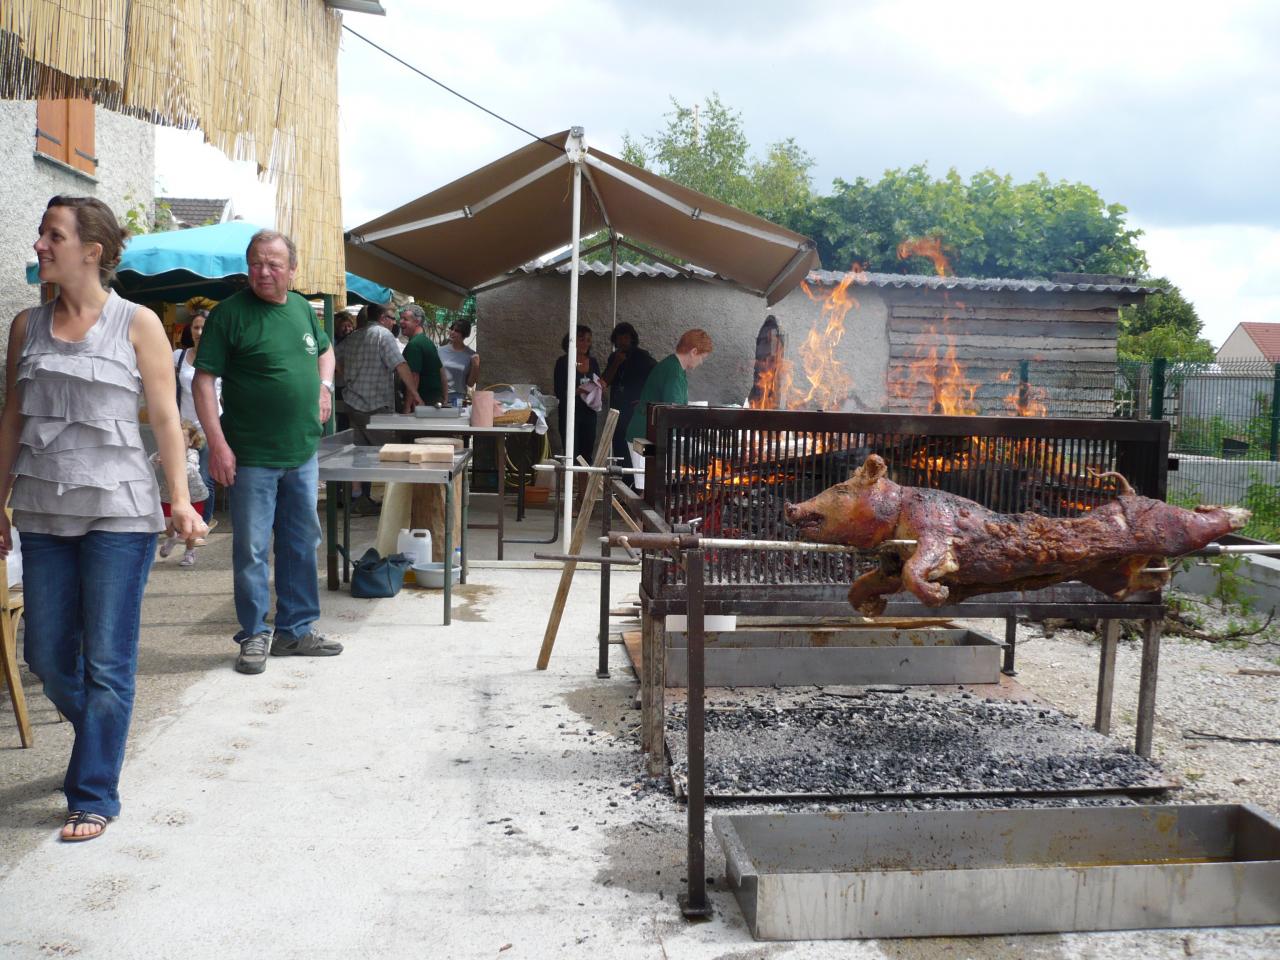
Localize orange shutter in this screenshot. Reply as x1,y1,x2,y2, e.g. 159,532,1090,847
67,98,97,175
35,98,69,164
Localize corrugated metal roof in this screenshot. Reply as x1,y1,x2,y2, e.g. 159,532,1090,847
514,260,717,279
162,197,230,228
514,261,1161,295
806,269,1164,295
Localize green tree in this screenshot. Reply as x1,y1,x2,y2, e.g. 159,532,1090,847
1118,277,1202,336
620,93,814,225
1115,277,1214,361
807,165,1149,278
1117,323,1215,363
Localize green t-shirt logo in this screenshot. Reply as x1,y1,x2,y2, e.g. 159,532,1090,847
303,332,318,356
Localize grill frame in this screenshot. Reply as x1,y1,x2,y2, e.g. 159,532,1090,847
636,406,1171,619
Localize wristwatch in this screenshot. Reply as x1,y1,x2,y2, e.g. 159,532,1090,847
320,379,335,393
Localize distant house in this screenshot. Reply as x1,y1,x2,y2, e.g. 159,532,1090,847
157,197,233,230
1217,322,1280,363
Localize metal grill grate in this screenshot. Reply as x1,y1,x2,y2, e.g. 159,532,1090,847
645,408,1170,588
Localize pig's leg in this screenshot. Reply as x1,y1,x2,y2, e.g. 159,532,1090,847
901,535,954,607
849,568,902,617
1079,557,1168,599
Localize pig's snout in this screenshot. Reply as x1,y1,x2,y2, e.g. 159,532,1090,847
784,500,823,530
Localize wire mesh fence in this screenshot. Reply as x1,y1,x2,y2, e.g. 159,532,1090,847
1008,359,1280,542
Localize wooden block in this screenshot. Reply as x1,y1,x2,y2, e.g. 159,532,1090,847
378,444,417,461
414,445,455,462
414,437,464,448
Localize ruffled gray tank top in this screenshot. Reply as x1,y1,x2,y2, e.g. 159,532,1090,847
11,291,164,536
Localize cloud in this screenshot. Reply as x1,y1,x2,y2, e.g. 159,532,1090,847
155,0,1280,332
1139,221,1280,348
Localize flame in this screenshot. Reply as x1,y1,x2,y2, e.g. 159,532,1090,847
897,236,951,276
788,268,862,410
884,238,984,415
995,371,1050,417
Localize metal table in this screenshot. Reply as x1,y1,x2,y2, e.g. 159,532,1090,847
367,414,538,560
317,437,472,625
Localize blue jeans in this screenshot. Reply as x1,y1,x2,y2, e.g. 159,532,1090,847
197,442,215,522
228,455,321,641
21,530,157,817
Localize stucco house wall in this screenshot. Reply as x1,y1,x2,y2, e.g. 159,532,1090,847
1217,325,1266,362
0,101,156,399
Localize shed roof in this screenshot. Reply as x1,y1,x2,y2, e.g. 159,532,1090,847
510,261,1164,296
1239,322,1280,362
806,270,1165,295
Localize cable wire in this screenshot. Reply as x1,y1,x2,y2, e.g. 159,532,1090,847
341,24,563,155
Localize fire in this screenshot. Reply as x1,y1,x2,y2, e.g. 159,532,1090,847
789,267,862,410
896,236,951,277
996,371,1050,417
884,238,984,415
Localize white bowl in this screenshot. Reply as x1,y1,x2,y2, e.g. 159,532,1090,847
411,561,462,588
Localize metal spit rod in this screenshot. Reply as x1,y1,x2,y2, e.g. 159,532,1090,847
607,532,1280,559
534,462,643,476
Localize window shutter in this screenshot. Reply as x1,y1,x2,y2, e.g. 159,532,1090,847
67,98,97,175
35,98,69,165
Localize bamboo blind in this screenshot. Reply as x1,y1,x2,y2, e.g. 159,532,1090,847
1,0,346,300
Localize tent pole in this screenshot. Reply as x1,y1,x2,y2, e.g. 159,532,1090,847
610,231,618,333
562,139,585,551
322,294,335,437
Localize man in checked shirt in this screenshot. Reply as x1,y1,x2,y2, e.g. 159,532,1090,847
335,302,421,515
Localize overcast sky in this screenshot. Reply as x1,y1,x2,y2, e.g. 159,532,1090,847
155,0,1280,347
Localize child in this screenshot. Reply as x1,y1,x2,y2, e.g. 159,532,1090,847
155,421,214,566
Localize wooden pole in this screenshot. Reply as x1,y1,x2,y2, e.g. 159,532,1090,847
536,408,619,670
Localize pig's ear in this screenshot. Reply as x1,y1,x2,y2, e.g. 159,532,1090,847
861,455,887,482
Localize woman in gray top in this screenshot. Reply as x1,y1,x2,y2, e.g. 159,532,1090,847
0,196,204,842
437,319,479,404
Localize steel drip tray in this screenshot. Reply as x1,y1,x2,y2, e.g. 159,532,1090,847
715,804,1280,940
665,627,1003,687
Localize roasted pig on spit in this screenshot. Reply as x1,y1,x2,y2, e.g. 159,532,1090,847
784,454,1250,616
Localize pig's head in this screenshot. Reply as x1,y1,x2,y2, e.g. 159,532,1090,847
783,454,902,547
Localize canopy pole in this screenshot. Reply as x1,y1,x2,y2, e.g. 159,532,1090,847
562,128,586,551
610,231,618,337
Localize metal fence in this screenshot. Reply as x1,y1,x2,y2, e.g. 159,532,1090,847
1003,359,1280,542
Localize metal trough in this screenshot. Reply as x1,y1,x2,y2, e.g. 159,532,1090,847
715,804,1280,940
665,627,1003,687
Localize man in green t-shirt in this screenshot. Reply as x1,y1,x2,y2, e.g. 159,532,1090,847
398,304,448,410
624,329,714,491
193,230,343,675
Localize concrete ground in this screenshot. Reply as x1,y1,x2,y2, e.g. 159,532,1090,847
1,510,1279,959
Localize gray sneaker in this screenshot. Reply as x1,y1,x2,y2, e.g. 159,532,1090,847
235,633,272,675
271,630,343,658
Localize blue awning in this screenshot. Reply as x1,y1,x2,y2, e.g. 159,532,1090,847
26,220,391,306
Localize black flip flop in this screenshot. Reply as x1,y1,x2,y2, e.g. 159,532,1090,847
61,811,109,842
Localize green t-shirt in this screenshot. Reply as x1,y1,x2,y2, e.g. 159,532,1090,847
195,289,331,468
403,332,444,405
625,353,688,442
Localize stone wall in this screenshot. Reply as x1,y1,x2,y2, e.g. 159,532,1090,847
0,102,155,401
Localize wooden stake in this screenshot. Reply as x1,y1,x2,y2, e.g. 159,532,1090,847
535,409,619,670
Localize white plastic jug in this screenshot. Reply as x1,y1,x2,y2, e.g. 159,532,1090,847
396,528,433,567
